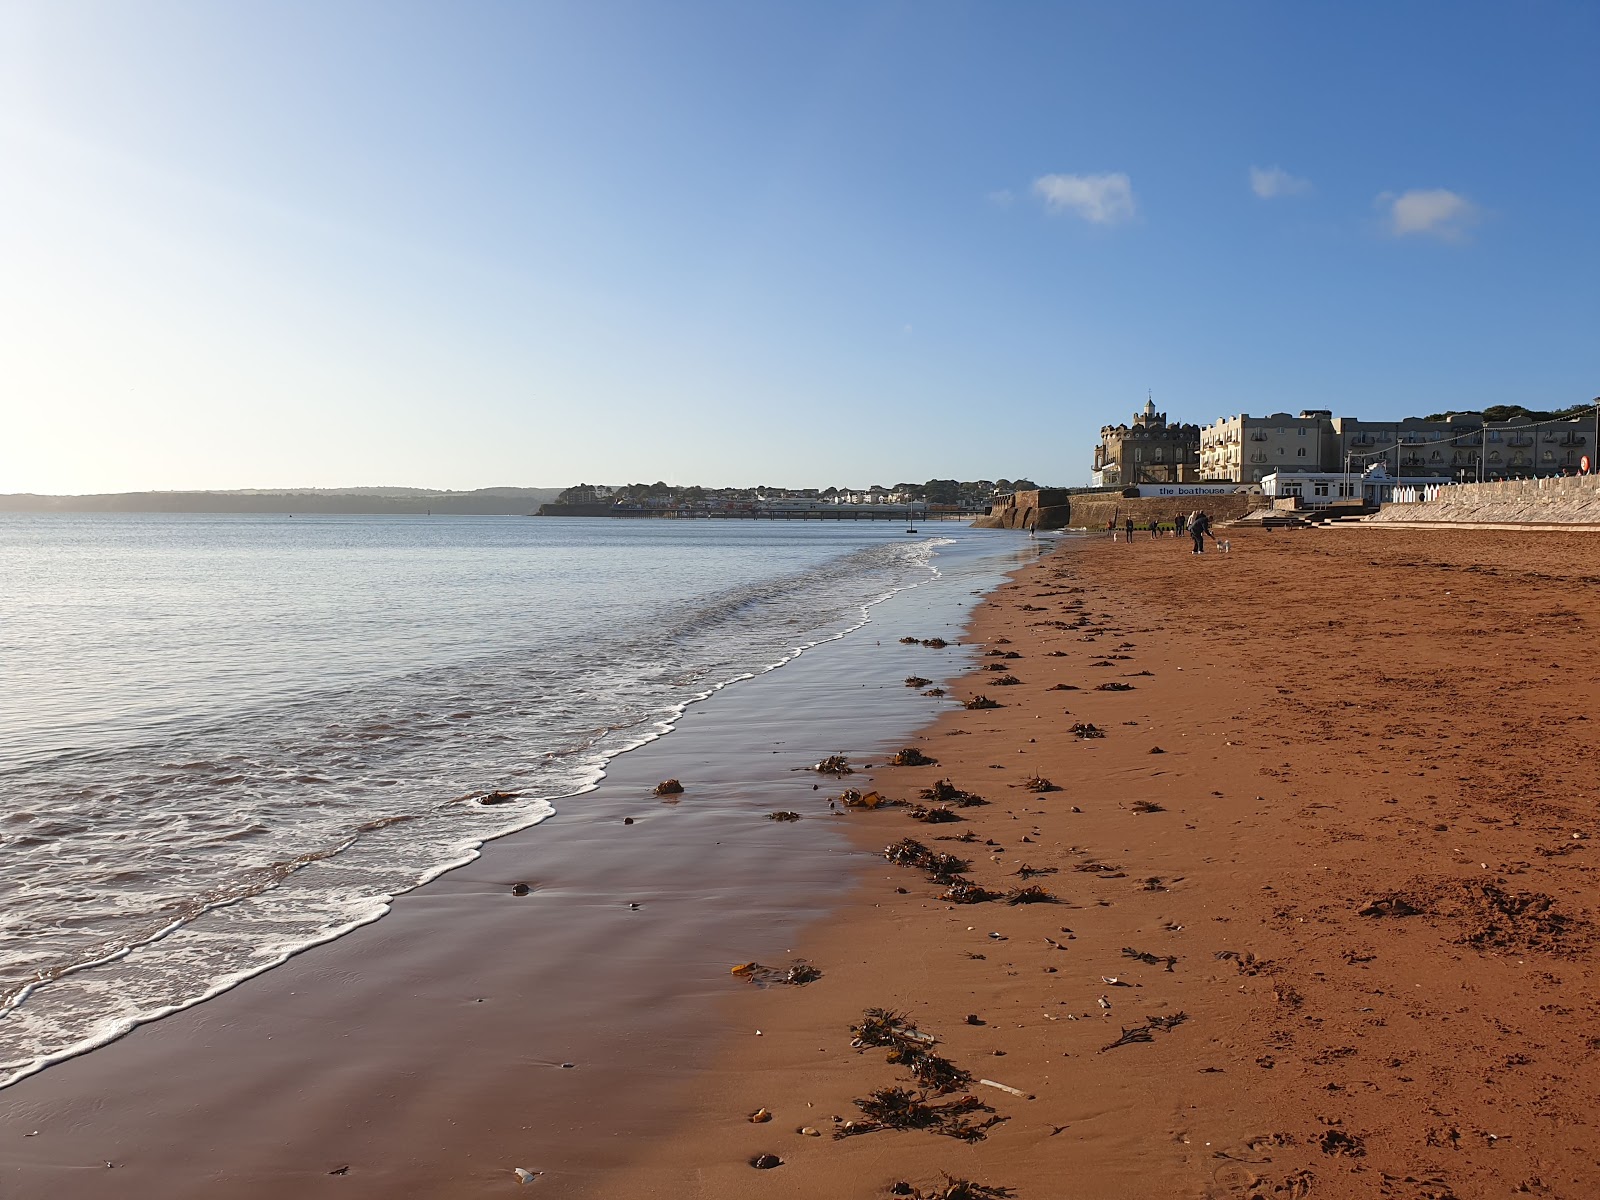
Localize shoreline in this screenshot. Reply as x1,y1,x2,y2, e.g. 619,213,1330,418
0,530,950,1095
0,531,1038,1199
580,526,1600,1199
8,525,1599,1198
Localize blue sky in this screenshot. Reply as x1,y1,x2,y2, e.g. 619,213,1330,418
2,1,1595,492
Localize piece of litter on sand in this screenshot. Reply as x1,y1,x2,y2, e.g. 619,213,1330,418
978,1078,1030,1098
513,1167,542,1184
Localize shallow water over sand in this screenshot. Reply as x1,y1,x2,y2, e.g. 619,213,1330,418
0,514,1025,1088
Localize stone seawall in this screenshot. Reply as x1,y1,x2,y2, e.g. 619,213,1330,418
972,488,1075,530
1367,476,1600,525
1068,493,1258,530
974,489,1257,530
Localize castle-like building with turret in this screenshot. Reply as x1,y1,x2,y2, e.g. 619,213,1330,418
1091,398,1202,486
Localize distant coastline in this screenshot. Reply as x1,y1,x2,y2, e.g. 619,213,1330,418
0,487,564,516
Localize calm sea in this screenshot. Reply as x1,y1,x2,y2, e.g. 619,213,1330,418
0,513,1024,1088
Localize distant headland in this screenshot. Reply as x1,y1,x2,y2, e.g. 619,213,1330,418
0,487,566,516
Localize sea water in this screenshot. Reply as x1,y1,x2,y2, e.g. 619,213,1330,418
0,513,1026,1088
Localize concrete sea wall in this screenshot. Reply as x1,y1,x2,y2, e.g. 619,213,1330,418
1367,476,1600,525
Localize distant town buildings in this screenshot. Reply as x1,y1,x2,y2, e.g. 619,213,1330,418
1091,398,1202,487
1194,410,1592,484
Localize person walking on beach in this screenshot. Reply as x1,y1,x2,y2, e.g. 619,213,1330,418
1189,510,1212,554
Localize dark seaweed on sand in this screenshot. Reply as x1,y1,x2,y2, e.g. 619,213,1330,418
905,676,933,688
921,779,987,807
891,1174,1015,1200
964,695,1002,710
1021,776,1060,793
883,838,970,882
1100,1012,1188,1052
1004,884,1057,905
850,1009,973,1094
1070,723,1105,739
732,960,823,987
835,1087,996,1141
889,747,937,766
767,810,801,821
1122,946,1178,971
813,754,854,775
906,805,961,824
940,877,1001,904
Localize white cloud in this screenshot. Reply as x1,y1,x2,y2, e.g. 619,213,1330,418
1379,188,1480,239
1031,172,1135,224
1249,165,1311,198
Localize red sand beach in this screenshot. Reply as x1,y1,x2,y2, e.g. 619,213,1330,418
5,526,1599,1200
582,526,1600,1200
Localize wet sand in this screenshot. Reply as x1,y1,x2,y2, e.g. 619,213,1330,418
586,526,1600,1199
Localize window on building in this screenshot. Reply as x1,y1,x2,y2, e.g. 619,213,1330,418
1297,448,1307,457
1314,482,1329,496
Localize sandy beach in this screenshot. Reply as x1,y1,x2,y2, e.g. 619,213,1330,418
5,525,1598,1200
583,526,1600,1200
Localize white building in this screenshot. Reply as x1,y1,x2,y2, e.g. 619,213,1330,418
1261,464,1444,507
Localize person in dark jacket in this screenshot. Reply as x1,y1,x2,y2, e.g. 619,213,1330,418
1174,513,1186,538
1124,516,1134,542
1189,511,1212,554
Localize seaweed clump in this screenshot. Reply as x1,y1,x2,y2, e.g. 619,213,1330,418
890,747,937,766
964,695,1002,710
907,805,961,824
838,789,899,810
884,838,970,882
850,1009,974,1094
731,959,823,987
1005,885,1057,905
767,810,802,821
921,779,987,807
835,1088,996,1141
989,674,1022,686
889,1176,1014,1200
1021,776,1060,793
813,754,854,775
1100,1012,1188,1052
940,877,1001,904
653,779,684,796
905,676,933,688
1071,723,1106,739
